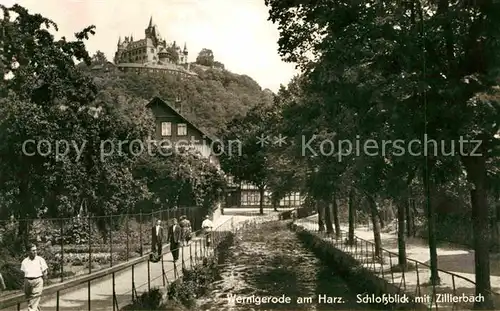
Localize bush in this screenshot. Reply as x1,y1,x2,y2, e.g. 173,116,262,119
121,287,168,310
166,258,218,308
0,262,23,290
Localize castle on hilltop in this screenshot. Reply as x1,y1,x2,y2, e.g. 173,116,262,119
113,17,196,77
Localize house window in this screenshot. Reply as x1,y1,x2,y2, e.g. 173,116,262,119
177,123,187,136
161,122,171,136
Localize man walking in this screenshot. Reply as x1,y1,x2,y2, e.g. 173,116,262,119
151,219,164,258
202,215,213,246
21,244,48,311
168,218,181,262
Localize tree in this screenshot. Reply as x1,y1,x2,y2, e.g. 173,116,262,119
0,4,154,247
218,97,285,214
195,48,215,67
91,50,108,64
265,0,500,307
166,45,179,63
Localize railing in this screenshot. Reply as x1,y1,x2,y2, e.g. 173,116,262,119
0,206,205,296
295,218,500,310
0,208,281,310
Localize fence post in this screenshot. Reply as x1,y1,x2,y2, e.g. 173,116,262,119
60,219,64,282
109,215,113,267
126,215,129,261
88,216,92,273
88,280,91,311
112,272,117,311
131,265,136,302
147,260,151,292
139,210,143,256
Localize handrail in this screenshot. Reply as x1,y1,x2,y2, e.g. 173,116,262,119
340,228,492,287
294,218,500,310
0,226,206,309
0,209,282,310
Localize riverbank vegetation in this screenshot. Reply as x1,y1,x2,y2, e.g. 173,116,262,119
123,232,234,310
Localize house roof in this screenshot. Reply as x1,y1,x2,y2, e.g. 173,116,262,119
147,96,218,142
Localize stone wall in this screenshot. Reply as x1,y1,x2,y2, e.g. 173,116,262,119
291,224,427,310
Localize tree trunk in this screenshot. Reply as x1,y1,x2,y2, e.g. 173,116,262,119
423,163,440,285
323,199,334,234
332,194,341,239
397,199,407,267
411,199,418,236
494,197,500,253
377,207,385,229
462,155,494,309
348,189,355,244
258,187,265,215
367,195,382,257
317,200,325,232
405,199,412,237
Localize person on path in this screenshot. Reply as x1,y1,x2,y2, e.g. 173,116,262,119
201,215,213,247
0,272,6,293
21,244,48,311
168,218,181,262
179,215,192,246
151,219,164,258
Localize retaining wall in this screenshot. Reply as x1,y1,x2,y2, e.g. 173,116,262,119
290,223,427,310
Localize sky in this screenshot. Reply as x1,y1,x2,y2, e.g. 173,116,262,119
2,0,299,92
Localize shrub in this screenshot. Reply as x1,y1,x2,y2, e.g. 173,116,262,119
166,258,218,308
0,262,23,290
84,261,100,270
49,270,76,279
121,287,166,310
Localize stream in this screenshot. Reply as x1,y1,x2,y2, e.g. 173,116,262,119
197,221,372,310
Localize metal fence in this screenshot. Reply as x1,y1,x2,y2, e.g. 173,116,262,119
0,207,205,298
295,218,500,310
0,208,281,310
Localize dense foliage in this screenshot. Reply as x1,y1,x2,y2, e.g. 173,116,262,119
0,4,249,256
213,0,500,308
83,54,273,135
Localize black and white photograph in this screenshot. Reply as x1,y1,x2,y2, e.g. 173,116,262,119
0,0,499,310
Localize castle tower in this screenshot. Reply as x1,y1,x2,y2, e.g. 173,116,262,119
183,42,188,63
158,47,168,63
144,16,159,47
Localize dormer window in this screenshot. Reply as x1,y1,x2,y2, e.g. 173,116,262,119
177,123,187,136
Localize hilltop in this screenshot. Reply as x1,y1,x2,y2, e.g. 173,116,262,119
83,54,274,135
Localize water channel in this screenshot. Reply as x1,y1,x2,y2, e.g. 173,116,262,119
197,221,373,310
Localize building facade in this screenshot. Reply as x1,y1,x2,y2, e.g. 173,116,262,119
114,17,196,77
146,97,219,166
225,176,304,208
146,97,304,209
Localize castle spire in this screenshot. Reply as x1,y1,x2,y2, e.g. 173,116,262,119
148,16,153,28
130,34,133,41
117,36,121,45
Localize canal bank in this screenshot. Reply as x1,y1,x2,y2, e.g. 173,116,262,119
291,223,428,310
196,220,375,310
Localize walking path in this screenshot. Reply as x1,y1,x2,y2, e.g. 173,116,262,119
295,216,500,310
1,213,273,311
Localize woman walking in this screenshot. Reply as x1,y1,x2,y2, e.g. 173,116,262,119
179,215,192,246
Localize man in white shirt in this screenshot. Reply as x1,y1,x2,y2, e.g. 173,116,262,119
201,215,213,246
20,244,48,311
